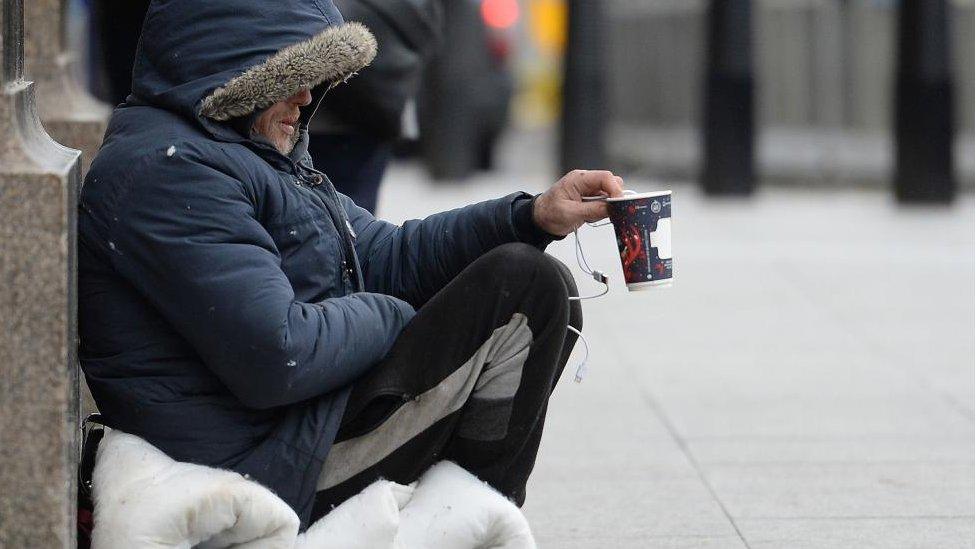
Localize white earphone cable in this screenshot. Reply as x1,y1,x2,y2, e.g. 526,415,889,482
568,189,638,382
567,325,588,383
570,229,609,301
568,228,609,381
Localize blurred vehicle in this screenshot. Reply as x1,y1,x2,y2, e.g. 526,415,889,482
416,0,518,179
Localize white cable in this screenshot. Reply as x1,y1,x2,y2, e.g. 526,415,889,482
568,228,607,382
573,229,593,274
566,189,637,383
569,283,608,301
567,325,588,383
570,228,609,301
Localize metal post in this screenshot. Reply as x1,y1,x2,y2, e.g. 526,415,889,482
894,0,955,203
559,0,607,174
701,0,755,195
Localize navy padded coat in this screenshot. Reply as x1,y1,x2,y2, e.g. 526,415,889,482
78,0,546,527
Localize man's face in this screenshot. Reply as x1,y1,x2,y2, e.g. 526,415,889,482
252,89,313,154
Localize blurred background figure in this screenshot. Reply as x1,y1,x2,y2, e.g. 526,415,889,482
87,0,152,106
415,0,518,180
308,0,443,213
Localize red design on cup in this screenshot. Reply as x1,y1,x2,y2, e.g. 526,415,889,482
607,191,673,291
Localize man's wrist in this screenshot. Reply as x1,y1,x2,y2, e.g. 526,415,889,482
513,194,563,246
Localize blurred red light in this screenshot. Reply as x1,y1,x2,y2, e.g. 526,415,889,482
482,0,519,29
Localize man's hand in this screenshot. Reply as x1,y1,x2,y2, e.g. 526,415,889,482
532,170,625,236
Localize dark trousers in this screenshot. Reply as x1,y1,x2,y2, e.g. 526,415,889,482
307,133,393,214
311,243,582,520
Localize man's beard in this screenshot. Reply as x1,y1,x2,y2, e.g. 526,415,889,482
284,127,300,153
249,118,301,155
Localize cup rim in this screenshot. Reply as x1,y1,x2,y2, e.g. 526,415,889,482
606,190,671,202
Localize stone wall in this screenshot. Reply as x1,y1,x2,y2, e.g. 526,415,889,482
0,0,82,546
25,0,109,176
22,0,105,415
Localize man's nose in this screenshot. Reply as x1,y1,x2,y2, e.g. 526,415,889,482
290,89,313,107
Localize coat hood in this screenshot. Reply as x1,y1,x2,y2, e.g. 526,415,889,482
131,0,376,128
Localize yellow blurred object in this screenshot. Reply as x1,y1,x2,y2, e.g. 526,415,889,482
512,0,568,129
529,0,567,56
513,70,562,128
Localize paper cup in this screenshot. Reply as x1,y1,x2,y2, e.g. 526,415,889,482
607,191,672,290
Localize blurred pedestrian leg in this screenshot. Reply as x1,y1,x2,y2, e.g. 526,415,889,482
894,0,955,204
701,0,755,196
308,134,393,213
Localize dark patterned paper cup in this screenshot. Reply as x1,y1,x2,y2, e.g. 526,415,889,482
607,190,672,290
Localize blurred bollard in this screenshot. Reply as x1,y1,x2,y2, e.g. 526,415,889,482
894,0,955,203
559,0,607,174
25,0,110,176
0,0,81,546
701,0,755,196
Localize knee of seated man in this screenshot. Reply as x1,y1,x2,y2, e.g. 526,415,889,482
480,243,546,281
546,255,583,331
545,254,579,300
483,244,570,300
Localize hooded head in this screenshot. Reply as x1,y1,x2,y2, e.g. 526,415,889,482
130,0,376,138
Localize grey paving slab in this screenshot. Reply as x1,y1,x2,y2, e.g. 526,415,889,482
738,517,975,549
524,477,743,543
533,536,747,549
650,392,972,439
522,325,740,543
706,461,974,518
686,435,975,465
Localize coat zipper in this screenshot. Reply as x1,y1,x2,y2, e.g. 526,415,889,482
303,166,363,290
292,172,361,291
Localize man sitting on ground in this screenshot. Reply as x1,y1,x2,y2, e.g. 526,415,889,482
78,0,624,529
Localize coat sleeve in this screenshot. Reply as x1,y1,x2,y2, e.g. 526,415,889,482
99,155,415,410
339,191,550,308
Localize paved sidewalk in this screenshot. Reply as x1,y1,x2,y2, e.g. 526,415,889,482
375,136,974,548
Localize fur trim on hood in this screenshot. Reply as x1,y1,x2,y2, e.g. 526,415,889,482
200,22,377,121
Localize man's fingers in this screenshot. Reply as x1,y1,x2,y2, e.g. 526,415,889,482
577,200,609,223
605,175,625,197
568,169,625,198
